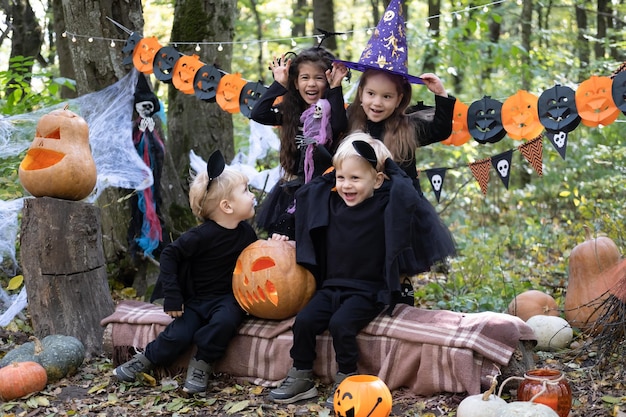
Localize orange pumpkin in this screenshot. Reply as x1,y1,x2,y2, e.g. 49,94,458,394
442,100,471,146
132,37,162,74
507,290,560,322
172,54,204,95
564,226,622,332
0,361,48,401
232,240,316,320
216,73,247,114
574,75,620,127
333,375,392,417
501,90,544,140
19,106,97,201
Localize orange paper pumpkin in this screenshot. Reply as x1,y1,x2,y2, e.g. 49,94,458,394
232,240,316,320
442,99,470,146
132,37,162,74
216,73,247,114
501,90,544,140
333,375,392,417
172,54,204,95
19,106,97,200
575,75,620,127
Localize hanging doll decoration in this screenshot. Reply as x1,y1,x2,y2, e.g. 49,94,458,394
128,74,166,260
298,98,332,184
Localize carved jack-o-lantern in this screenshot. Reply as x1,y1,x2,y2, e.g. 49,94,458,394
333,375,392,417
501,90,544,140
172,54,204,95
575,75,620,127
216,73,248,114
442,99,470,146
537,84,581,133
467,96,506,144
194,64,223,102
232,240,316,320
19,105,97,201
132,37,162,74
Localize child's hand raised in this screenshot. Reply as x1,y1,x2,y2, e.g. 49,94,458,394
327,62,348,89
419,73,448,98
269,55,291,88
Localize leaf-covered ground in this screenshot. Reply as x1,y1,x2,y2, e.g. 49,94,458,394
2,326,626,416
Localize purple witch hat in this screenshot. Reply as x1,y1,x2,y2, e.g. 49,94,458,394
335,0,423,84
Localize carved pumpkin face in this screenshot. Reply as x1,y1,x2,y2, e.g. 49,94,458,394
611,70,626,115
132,37,162,74
501,90,544,140
152,46,181,83
232,240,316,320
442,99,470,146
194,64,223,102
19,106,97,201
216,73,247,114
575,75,620,127
333,375,392,417
239,81,268,118
172,54,203,95
467,96,506,144
537,84,581,133
122,32,142,66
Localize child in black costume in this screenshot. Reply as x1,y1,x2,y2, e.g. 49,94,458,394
113,151,257,394
269,132,430,406
250,46,348,238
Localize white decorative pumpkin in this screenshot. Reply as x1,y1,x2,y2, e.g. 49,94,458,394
494,401,559,416
526,315,573,350
457,393,507,417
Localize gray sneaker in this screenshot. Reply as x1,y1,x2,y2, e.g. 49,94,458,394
269,367,318,404
183,358,212,394
113,353,153,382
325,371,357,409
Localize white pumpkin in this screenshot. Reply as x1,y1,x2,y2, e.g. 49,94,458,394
526,315,573,350
457,393,507,417
494,401,559,416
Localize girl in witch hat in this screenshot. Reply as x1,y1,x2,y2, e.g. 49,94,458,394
335,0,457,300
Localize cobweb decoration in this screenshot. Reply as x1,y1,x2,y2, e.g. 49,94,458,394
0,198,25,276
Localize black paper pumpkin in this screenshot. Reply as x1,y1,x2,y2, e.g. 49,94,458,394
194,65,223,102
122,32,142,66
239,81,268,118
152,46,181,83
537,84,581,133
611,70,626,115
467,96,506,144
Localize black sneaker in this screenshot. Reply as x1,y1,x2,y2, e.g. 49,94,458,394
269,367,318,404
183,358,211,394
325,371,357,409
113,353,153,382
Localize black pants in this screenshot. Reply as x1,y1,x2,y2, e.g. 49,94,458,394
145,294,245,365
290,287,383,374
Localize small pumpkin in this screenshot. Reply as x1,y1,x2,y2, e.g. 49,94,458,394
457,376,506,417
18,105,97,201
507,290,560,322
494,401,559,417
333,374,392,417
564,226,622,332
0,361,48,401
525,315,573,350
232,240,316,320
0,335,85,382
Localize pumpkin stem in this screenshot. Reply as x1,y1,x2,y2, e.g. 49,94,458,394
482,375,498,400
583,225,592,241
29,336,44,355
63,103,70,111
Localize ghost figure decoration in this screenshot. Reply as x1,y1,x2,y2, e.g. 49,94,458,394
19,105,97,201
333,375,392,417
575,75,620,127
194,64,223,102
132,37,162,74
467,96,506,144
232,240,316,320
537,84,581,133
172,54,203,95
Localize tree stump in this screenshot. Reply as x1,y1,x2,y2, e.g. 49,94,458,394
20,197,115,357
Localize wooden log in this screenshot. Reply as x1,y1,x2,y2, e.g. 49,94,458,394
20,197,115,357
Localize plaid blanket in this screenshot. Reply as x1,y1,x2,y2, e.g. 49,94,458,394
101,300,535,395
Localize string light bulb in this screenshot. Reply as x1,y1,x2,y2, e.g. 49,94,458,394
195,43,201,51
88,37,93,42
72,36,77,42
110,40,115,47
291,38,297,47
242,43,248,50
62,31,67,38
217,43,223,51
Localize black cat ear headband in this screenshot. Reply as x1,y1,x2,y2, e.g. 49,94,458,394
352,140,378,169
206,149,225,191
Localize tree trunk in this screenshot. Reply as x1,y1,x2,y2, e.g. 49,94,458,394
20,197,115,357
51,0,77,98
575,2,590,70
313,0,336,51
520,0,532,90
292,0,308,38
6,0,43,97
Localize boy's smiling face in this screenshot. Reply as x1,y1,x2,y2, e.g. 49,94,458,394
334,156,384,207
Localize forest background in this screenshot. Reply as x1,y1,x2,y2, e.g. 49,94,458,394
0,0,625,315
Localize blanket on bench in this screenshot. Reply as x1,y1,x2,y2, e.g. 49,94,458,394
100,300,535,396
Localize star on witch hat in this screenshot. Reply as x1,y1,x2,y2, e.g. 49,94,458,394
335,0,423,84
